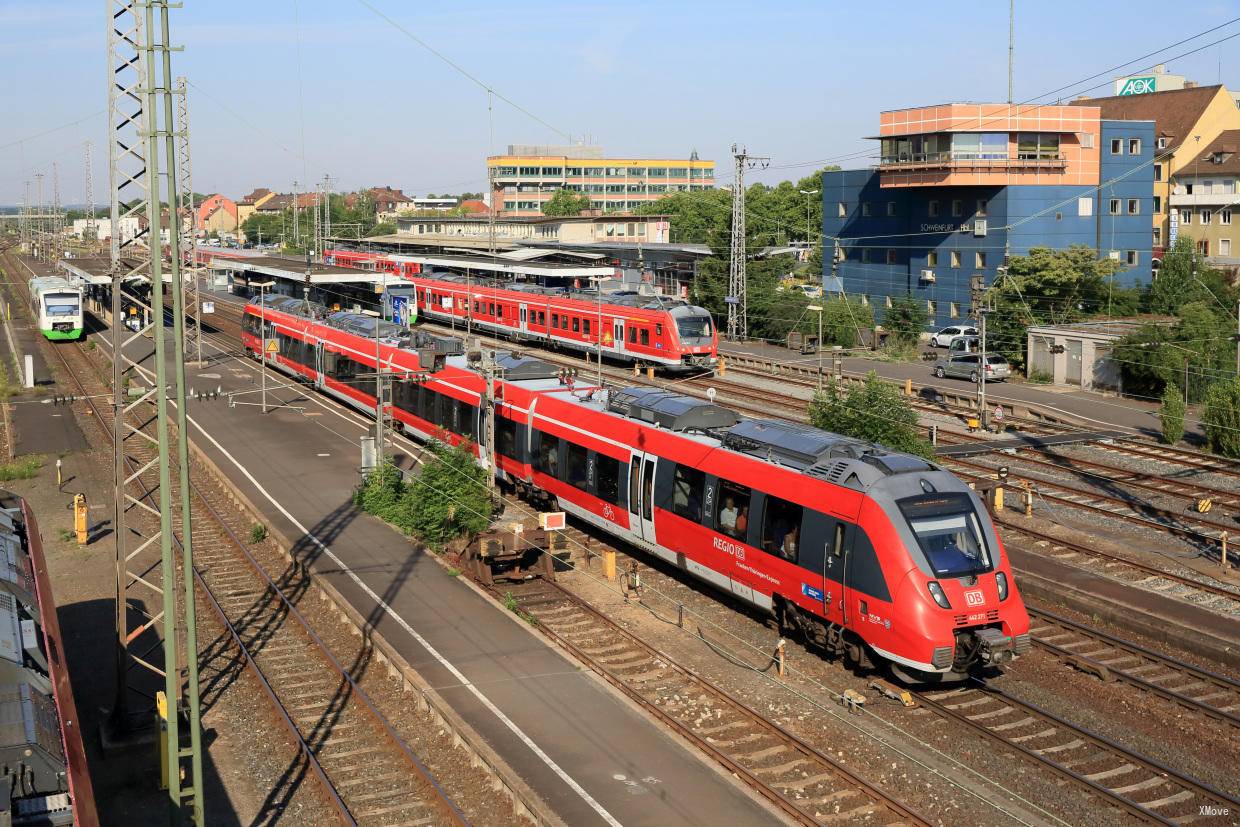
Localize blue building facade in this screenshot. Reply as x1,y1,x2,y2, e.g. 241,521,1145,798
821,119,1155,330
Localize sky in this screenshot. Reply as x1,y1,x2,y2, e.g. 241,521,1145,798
2,0,1239,206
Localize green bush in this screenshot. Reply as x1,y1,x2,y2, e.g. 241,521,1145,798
247,523,268,544
882,294,928,345
808,373,933,458
355,441,493,547
1159,384,1185,445
1025,368,1052,384
1202,377,1240,459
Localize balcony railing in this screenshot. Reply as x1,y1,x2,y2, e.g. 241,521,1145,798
1168,191,1239,207
879,153,1067,172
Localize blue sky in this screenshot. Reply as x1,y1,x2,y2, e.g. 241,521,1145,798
2,0,1238,205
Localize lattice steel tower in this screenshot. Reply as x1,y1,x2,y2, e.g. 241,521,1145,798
106,1,204,822
175,76,202,364
725,144,768,341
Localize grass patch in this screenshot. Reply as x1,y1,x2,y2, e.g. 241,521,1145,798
502,591,538,626
0,456,41,481
1025,368,1052,384
446,567,461,577
247,523,268,544
57,528,76,542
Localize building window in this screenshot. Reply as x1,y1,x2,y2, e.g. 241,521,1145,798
1110,138,1123,154
1202,210,1212,225
1126,250,1139,266
861,202,872,217
928,200,939,217
1220,239,1232,256
926,251,938,267
1128,138,1141,155
976,198,987,217
1221,209,1232,225
886,201,897,217
1127,198,1140,215
886,249,897,264
949,302,960,318
1078,197,1093,217
1109,198,1121,215
1185,182,1194,195
1153,227,1162,246
975,252,987,268
1198,239,1210,256
1182,209,1193,224
1153,164,1163,182
837,202,847,218
1081,132,1095,149
1153,195,1162,213
950,250,961,268
1156,136,1169,150
927,300,937,314
885,296,893,309
1224,180,1236,194
860,295,869,306
951,199,963,217
860,248,870,263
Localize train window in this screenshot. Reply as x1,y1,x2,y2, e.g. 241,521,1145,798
583,319,591,336
572,317,580,333
642,461,655,521
628,456,641,515
640,328,650,346
762,496,804,563
671,464,705,522
497,305,504,319
629,327,637,344
534,432,560,478
596,455,621,506
565,442,588,489
456,399,475,439
716,480,751,540
496,416,518,459
552,315,560,330
538,311,546,326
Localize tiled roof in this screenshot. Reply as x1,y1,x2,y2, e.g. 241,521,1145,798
238,187,271,205
1178,129,1240,176
1071,85,1226,150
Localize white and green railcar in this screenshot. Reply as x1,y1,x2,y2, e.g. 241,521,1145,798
28,277,83,341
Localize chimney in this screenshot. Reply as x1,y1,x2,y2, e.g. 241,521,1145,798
1185,81,1197,88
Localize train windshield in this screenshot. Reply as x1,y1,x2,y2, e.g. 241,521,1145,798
676,313,713,340
898,493,992,577
46,293,80,316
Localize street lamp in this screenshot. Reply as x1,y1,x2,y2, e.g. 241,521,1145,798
806,304,824,391
799,189,820,246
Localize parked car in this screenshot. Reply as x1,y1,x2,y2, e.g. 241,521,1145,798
948,335,980,354
933,353,1011,383
930,325,979,348
794,283,823,298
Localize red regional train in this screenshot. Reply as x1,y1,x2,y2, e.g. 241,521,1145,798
321,248,718,372
242,295,1030,682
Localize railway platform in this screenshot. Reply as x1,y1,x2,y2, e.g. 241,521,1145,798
115,319,781,825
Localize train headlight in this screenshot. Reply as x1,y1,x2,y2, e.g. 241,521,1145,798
996,571,1009,602
927,581,951,610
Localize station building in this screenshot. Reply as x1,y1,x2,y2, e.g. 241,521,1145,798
821,103,1155,330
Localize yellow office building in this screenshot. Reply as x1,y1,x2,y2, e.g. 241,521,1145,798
488,144,715,217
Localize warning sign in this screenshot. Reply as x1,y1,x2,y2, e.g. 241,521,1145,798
265,339,279,354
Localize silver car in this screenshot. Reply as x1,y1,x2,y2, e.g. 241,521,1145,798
933,353,1011,383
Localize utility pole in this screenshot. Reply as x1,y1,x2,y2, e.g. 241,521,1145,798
105,1,204,821
1007,0,1015,104
726,144,768,340
85,141,97,244
978,310,989,424
51,162,63,262
292,180,300,247
322,173,332,250
34,173,44,256
20,182,30,253
175,76,202,364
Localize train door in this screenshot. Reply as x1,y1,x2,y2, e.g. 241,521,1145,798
613,319,624,357
314,342,327,389
627,454,657,543
823,520,849,625
519,304,528,335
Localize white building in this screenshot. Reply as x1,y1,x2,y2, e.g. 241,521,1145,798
71,216,143,244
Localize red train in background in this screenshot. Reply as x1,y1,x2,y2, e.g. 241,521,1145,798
242,295,1031,683
322,248,718,372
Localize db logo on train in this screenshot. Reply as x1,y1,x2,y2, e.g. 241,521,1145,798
964,590,985,607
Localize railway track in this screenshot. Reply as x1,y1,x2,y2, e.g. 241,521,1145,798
996,519,1239,612
493,577,930,826
1028,607,1240,728
914,681,1239,823
6,254,468,825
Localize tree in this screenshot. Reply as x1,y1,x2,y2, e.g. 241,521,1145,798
241,211,284,246
1202,377,1240,459
820,296,873,348
371,221,396,237
808,372,933,458
541,188,591,217
883,294,927,344
1159,383,1185,444
984,245,1126,371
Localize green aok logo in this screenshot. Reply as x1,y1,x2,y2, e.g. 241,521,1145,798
1119,76,1157,96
